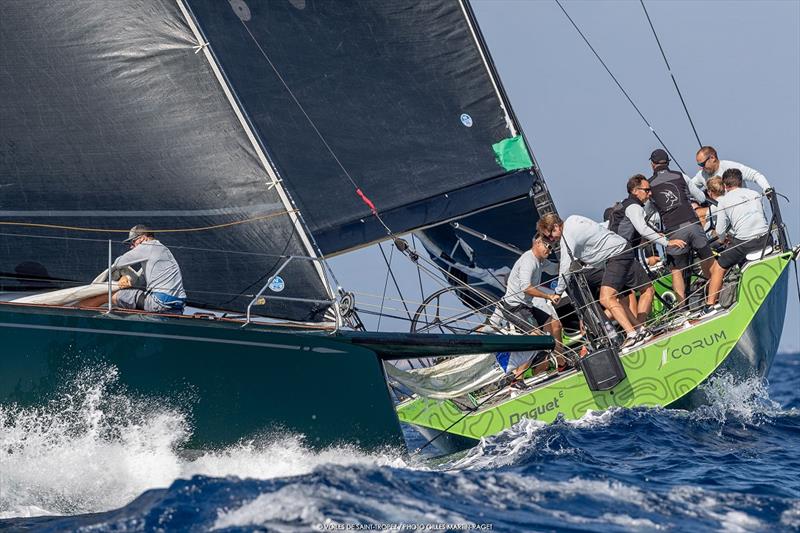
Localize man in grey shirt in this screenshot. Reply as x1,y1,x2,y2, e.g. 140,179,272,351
704,169,771,314
499,234,565,374
84,225,186,314
693,145,772,192
537,213,628,299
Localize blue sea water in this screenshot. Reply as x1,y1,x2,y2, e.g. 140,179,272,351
2,354,799,532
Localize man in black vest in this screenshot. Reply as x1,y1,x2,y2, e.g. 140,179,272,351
648,149,714,304
604,174,686,347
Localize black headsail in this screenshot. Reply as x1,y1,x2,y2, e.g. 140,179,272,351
181,0,543,255
0,0,332,321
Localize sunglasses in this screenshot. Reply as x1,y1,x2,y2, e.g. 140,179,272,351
636,187,652,193
697,156,712,167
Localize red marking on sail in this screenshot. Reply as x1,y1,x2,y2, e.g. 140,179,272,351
356,188,378,215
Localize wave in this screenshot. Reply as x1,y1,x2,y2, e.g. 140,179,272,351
0,367,405,520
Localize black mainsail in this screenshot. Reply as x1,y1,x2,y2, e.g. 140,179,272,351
0,0,331,321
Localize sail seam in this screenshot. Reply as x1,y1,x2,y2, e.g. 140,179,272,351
174,0,332,299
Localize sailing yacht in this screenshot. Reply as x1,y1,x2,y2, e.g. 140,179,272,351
0,0,794,454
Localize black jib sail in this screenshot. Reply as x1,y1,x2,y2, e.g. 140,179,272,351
181,0,539,254
0,0,331,321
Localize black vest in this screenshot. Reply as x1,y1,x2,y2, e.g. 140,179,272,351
607,195,642,252
649,167,697,230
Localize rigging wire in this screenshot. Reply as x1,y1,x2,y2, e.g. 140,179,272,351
376,243,394,330
377,242,414,323
639,0,703,147
553,0,686,174
411,234,427,304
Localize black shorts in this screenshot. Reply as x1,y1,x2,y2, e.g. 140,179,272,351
501,302,552,331
717,234,772,269
601,254,651,292
665,223,713,269
583,267,605,297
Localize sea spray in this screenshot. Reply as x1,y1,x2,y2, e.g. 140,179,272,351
0,366,188,518
0,366,407,519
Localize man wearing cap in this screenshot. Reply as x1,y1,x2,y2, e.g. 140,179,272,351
648,148,713,305
84,225,186,313
692,146,772,193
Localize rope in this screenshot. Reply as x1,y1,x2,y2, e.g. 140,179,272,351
639,0,702,147
0,210,297,235
554,0,685,174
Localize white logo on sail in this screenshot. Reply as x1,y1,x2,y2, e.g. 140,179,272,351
268,276,285,292
460,113,473,127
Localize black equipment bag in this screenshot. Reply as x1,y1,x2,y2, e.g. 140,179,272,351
579,347,627,391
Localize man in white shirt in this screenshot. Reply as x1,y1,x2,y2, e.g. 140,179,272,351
704,168,771,314
693,146,772,192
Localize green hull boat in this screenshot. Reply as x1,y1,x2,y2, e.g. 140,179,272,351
396,251,792,454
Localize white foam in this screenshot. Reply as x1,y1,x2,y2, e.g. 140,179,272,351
0,368,408,519
693,372,794,425
443,407,621,471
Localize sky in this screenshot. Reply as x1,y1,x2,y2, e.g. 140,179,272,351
331,0,800,353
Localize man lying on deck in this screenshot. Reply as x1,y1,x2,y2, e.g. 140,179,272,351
81,225,186,314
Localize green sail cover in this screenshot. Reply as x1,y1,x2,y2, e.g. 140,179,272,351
493,135,533,171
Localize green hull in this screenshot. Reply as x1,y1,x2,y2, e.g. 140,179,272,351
396,252,792,451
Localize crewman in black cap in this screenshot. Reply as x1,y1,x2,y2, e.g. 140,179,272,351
648,148,714,305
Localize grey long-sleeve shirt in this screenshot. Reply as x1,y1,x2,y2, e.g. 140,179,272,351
714,187,769,241
691,160,771,191
111,239,187,299
554,215,628,295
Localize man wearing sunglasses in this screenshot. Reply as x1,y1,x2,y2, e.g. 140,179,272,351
604,174,686,346
692,146,772,194
648,148,714,305
500,234,565,367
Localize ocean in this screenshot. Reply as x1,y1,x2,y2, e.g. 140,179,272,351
2,354,799,532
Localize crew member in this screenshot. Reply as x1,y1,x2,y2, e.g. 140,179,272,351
82,224,186,314
537,212,629,326
695,176,725,238
648,148,713,304
500,234,564,367
704,169,771,314
692,145,772,192
604,174,687,347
